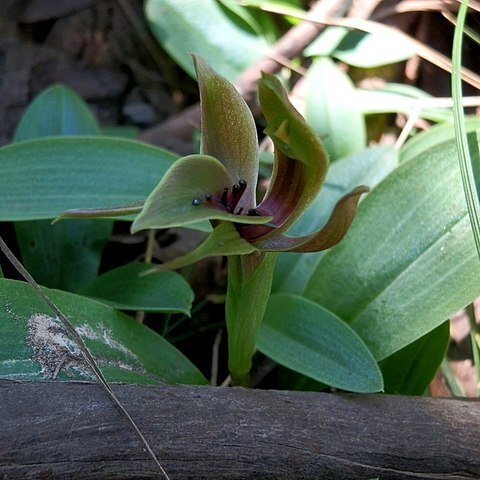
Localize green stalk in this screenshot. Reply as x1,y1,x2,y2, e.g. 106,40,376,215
452,0,480,258
466,304,480,396
226,252,277,386
452,0,480,395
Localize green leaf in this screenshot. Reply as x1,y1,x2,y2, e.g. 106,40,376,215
304,134,480,360
79,263,194,315
273,145,398,294
13,84,101,140
131,154,272,233
0,278,207,385
0,136,178,221
14,220,112,292
380,321,449,395
257,293,383,393
145,0,268,81
400,116,480,165
306,26,416,68
12,84,113,292
304,57,366,161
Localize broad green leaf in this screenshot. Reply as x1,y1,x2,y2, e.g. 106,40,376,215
14,220,112,292
304,134,480,360
101,126,140,138
400,116,480,164
0,279,207,385
217,0,268,38
380,321,449,395
131,154,272,233
13,84,101,140
273,145,398,294
304,57,366,161
258,293,383,393
306,26,416,68
79,263,194,315
145,0,268,81
0,136,177,221
13,84,113,292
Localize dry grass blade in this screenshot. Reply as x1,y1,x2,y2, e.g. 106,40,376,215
258,5,480,90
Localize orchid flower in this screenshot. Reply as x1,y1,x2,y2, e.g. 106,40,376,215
131,56,367,385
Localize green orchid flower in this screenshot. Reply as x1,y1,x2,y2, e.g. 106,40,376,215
131,56,367,385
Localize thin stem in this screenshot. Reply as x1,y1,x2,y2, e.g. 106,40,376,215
136,229,156,324
451,0,480,260
440,358,466,397
465,303,480,396
210,328,223,386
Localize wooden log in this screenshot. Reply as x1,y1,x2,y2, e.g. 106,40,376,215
1,380,479,479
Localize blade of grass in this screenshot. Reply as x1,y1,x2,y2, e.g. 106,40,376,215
452,0,480,397
452,0,480,256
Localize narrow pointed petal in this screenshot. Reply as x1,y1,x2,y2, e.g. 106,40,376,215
55,201,144,223
193,55,258,211
143,222,258,272
131,155,271,234
249,73,329,241
252,186,369,252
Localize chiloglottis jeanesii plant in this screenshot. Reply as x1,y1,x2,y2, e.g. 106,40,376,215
128,56,368,385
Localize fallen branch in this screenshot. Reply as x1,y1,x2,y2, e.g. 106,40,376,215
2,380,479,479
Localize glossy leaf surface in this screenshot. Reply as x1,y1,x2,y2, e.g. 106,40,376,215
257,293,383,393
273,145,398,294
79,264,194,315
306,26,416,68
13,84,112,292
145,0,268,80
379,321,449,395
0,136,178,221
304,57,366,161
15,220,112,292
13,84,100,140
0,279,207,385
304,134,480,360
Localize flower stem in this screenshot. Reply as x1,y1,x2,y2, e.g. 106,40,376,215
226,252,276,386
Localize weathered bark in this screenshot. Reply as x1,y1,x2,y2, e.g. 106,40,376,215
1,380,479,479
